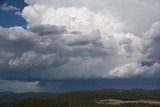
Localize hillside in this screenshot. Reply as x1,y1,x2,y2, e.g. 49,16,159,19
0,89,160,107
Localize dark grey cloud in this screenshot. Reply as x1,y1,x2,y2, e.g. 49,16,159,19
0,80,41,93
0,27,35,53
29,24,66,35
142,22,160,63
0,24,115,81
0,25,70,81
41,78,160,92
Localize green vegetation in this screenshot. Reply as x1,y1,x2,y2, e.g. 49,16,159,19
0,89,160,107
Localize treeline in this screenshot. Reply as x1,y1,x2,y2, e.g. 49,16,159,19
0,98,68,107
0,98,159,107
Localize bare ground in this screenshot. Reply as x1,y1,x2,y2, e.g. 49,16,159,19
96,99,160,105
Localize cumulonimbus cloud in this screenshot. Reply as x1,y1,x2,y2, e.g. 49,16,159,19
0,0,160,84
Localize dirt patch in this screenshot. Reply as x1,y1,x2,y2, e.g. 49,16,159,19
96,99,160,105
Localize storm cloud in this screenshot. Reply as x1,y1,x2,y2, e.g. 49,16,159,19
0,0,160,92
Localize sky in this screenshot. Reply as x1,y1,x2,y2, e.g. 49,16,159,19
0,0,160,93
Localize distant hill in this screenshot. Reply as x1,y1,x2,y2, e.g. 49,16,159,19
0,91,58,102
0,89,160,107
0,89,160,102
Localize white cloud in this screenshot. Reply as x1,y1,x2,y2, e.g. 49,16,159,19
24,0,160,35
0,26,34,41
22,5,124,34
105,62,160,78
0,3,20,12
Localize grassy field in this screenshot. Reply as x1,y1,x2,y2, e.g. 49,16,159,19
0,89,160,107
